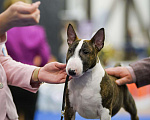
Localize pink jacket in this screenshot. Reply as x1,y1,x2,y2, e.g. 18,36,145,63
0,34,38,120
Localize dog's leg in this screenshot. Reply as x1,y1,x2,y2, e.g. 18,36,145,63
123,87,139,120
64,89,76,120
99,107,111,120
64,107,76,120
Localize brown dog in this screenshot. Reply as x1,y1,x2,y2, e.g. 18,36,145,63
64,24,139,120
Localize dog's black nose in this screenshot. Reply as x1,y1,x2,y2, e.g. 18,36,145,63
68,69,76,76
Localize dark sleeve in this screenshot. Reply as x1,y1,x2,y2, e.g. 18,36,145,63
129,57,150,88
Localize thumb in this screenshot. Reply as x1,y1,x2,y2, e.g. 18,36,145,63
115,77,131,85
32,1,41,9
105,67,121,78
116,79,123,85
19,1,41,14
55,62,66,69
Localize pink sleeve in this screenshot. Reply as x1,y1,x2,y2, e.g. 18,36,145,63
0,55,38,93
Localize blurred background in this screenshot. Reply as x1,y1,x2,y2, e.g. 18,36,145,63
0,0,150,120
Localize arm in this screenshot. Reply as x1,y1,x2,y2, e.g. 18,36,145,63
130,57,150,88
0,1,69,92
0,34,68,93
106,57,150,88
0,1,40,36
0,52,69,92
0,32,39,92
0,54,38,92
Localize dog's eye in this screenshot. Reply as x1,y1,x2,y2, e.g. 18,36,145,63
82,50,89,54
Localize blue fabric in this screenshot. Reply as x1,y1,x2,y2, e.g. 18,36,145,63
2,44,7,56
34,110,150,120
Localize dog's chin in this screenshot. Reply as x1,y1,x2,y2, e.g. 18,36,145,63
68,73,83,78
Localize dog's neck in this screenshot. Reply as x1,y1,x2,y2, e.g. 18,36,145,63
70,59,105,86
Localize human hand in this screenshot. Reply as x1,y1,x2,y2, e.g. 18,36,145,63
38,62,69,84
0,1,40,35
105,67,134,85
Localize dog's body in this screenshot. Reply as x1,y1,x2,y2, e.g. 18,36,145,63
65,24,139,120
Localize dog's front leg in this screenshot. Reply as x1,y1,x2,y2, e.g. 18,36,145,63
64,106,76,120
99,108,111,120
64,89,76,120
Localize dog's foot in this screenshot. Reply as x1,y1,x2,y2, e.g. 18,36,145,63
131,115,139,120
99,108,111,120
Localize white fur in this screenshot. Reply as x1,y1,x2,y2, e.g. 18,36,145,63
100,108,111,120
66,40,84,77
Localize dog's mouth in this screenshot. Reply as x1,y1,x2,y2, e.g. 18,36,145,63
66,68,83,78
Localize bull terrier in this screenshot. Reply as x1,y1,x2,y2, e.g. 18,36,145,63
65,24,139,120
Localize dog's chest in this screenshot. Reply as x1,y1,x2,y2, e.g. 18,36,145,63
68,62,105,119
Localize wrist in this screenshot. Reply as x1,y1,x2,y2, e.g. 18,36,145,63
0,33,7,43
32,67,41,82
31,67,43,88
0,11,11,36
126,66,136,83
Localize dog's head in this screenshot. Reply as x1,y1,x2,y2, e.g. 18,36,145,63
66,24,105,78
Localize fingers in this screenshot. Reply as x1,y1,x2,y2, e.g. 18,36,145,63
59,74,72,83
116,77,133,85
105,67,122,78
59,75,68,83
106,67,134,86
55,62,66,69
69,76,72,80
116,78,127,85
17,1,41,14
20,8,40,25
32,1,41,7
6,1,41,26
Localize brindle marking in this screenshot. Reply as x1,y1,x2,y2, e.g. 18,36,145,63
64,24,139,120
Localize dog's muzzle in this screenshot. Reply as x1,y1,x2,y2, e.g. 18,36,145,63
68,69,76,76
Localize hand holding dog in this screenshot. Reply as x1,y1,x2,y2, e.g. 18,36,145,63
38,62,68,84
105,67,134,85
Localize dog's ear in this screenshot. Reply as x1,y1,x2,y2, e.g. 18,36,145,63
67,24,77,45
91,28,105,51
